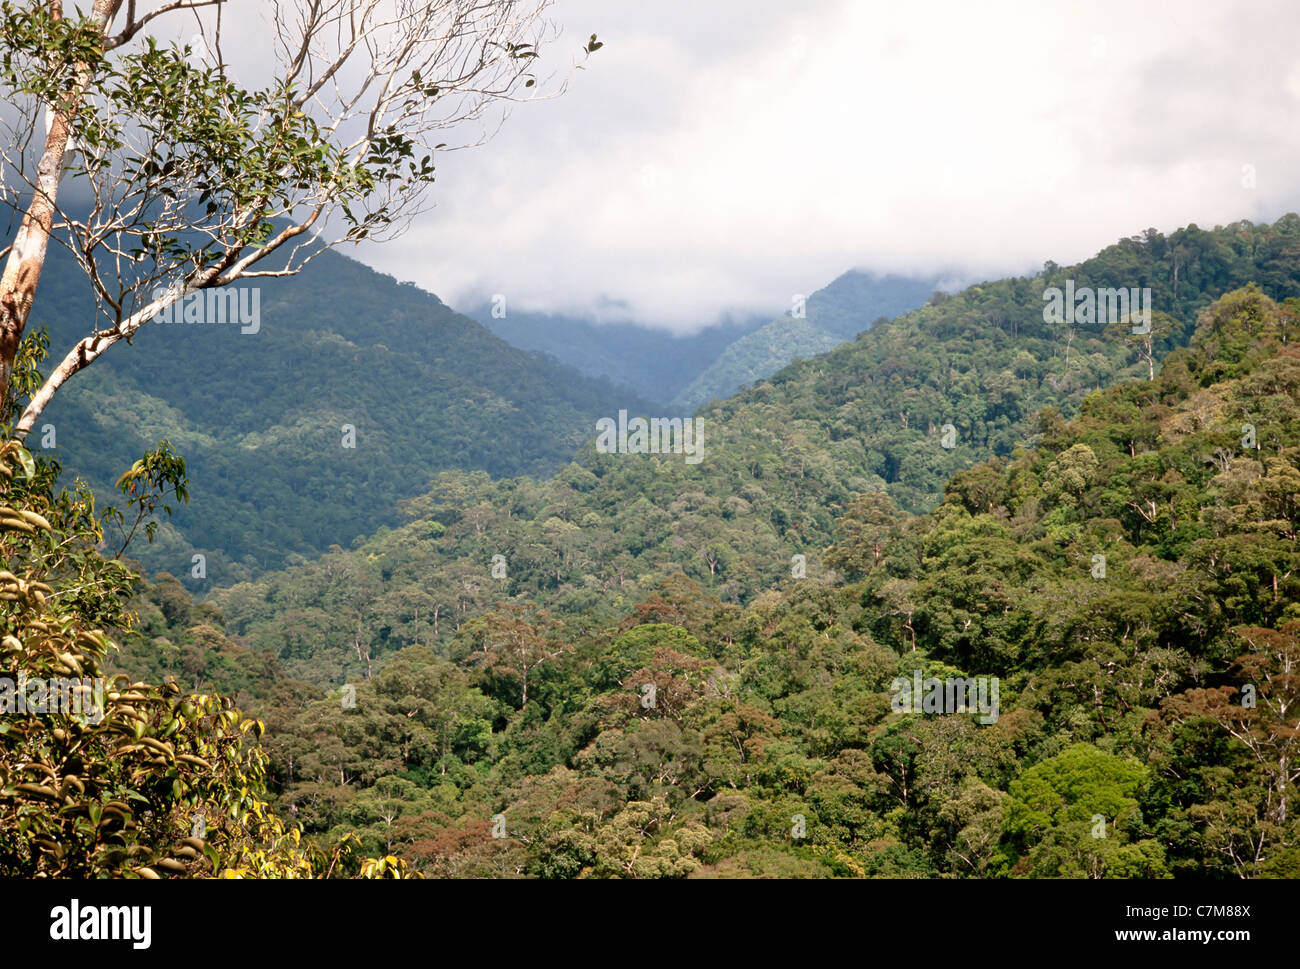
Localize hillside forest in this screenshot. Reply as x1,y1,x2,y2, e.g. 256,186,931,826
3,217,1293,877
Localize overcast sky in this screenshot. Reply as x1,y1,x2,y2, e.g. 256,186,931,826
234,0,1300,332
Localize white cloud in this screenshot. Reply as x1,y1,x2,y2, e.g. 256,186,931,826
202,1,1300,332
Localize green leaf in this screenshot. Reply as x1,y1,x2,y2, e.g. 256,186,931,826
13,446,34,481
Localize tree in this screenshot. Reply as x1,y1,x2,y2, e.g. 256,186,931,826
1105,310,1176,381
0,437,406,876
937,779,1006,876
459,603,567,710
1003,743,1164,878
1158,623,1300,874
0,0,597,430
826,491,901,578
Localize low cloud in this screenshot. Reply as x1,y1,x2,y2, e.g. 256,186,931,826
152,0,1300,332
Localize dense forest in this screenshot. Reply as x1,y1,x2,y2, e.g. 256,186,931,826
3,0,1298,936
202,217,1300,688
469,303,769,408
667,271,946,412
29,243,653,586
43,216,1292,878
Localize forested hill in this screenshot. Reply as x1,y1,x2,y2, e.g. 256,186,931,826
28,243,654,585
669,270,946,413
469,270,943,413
122,280,1300,878
208,215,1300,691
469,305,768,408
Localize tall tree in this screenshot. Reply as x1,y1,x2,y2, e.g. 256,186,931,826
0,0,594,428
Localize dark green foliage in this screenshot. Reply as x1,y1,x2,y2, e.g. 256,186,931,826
167,252,1298,877
71,217,1300,878
31,243,655,585
670,271,945,412
216,216,1300,690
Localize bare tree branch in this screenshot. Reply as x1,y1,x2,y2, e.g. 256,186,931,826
0,0,592,434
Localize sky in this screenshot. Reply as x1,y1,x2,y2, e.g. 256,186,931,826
193,1,1300,332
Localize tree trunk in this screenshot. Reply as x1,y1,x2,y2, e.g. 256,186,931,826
0,0,122,403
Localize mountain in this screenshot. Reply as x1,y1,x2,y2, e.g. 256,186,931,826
668,317,842,413
465,304,768,408
669,271,948,412
466,271,944,413
121,251,1300,879
26,244,656,586
209,215,1300,691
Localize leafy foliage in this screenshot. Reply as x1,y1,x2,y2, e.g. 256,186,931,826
0,437,408,877
179,261,1299,877
32,242,653,585
12,216,1300,878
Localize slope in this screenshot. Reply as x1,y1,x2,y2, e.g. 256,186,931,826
144,282,1300,878
211,215,1300,691
669,271,946,412
25,243,655,585
467,304,768,408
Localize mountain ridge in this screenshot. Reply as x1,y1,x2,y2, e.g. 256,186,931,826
28,242,657,585
209,214,1300,690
